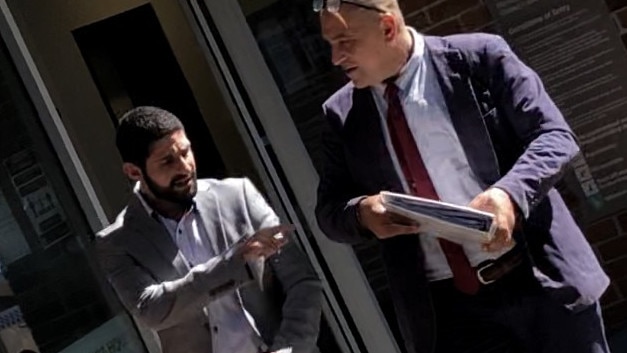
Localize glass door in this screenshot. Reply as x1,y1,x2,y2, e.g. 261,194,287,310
0,4,147,353
182,0,403,352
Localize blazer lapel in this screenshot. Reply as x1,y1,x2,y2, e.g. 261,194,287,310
194,188,226,255
425,36,501,186
125,196,189,279
195,183,265,287
347,88,406,193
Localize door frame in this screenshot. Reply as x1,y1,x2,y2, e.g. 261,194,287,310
0,2,158,352
0,0,109,233
178,1,402,352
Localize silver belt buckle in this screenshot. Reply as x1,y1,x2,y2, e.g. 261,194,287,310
477,261,497,285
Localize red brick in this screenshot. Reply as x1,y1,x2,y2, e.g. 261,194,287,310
603,300,627,330
618,8,627,28
567,206,583,222
593,246,603,263
598,235,627,262
585,218,618,244
606,0,627,12
405,11,432,30
618,212,627,233
428,0,477,24
558,187,581,211
601,284,621,307
605,257,627,280
400,0,439,15
618,278,627,297
460,4,493,31
425,18,463,35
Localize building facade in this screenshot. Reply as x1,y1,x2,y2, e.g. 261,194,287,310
0,0,625,352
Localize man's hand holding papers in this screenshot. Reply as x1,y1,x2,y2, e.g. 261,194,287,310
379,191,499,245
468,188,517,253
361,189,517,251
357,195,421,239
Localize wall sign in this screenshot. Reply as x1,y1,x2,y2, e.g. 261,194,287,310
485,0,627,220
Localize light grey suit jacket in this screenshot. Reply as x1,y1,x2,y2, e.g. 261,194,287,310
96,178,322,353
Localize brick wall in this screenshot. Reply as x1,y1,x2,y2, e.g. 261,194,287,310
610,1,627,52
400,0,494,34
398,0,627,334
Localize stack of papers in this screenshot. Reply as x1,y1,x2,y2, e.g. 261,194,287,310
380,191,496,244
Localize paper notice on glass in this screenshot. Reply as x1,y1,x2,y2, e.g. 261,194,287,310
380,191,497,244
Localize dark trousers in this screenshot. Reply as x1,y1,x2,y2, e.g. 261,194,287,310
430,265,610,353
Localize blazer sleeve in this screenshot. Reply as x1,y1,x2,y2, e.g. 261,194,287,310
242,178,323,353
314,107,374,244
96,229,252,331
475,35,580,218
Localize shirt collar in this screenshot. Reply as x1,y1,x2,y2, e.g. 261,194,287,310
374,27,425,98
134,182,155,216
133,181,197,220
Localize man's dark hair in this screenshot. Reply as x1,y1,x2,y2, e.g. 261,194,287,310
116,106,184,167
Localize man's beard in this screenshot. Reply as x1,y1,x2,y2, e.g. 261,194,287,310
143,169,198,207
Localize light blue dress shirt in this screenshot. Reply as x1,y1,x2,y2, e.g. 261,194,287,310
371,28,512,280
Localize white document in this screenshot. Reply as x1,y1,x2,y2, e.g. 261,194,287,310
380,191,497,245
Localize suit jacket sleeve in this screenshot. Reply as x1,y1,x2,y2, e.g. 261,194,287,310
96,226,252,331
315,107,374,244
242,179,322,353
474,35,580,218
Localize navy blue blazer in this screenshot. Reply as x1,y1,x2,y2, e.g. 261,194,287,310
315,33,609,353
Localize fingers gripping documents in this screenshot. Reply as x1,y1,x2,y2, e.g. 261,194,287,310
379,191,499,245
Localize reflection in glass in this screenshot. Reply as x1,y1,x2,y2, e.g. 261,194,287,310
0,35,145,352
238,0,406,349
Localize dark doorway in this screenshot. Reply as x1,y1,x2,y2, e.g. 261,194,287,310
72,4,225,179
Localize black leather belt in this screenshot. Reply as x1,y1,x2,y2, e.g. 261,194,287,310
475,247,525,285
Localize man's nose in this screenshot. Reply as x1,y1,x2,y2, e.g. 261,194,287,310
331,46,346,66
177,156,193,173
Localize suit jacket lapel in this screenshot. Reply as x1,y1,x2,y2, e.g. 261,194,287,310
425,36,501,186
348,88,406,193
125,196,189,279
195,183,265,287
194,188,226,255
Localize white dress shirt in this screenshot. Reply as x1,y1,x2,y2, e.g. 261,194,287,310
371,28,513,281
135,186,263,353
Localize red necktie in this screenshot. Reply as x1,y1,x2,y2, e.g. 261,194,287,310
384,83,480,294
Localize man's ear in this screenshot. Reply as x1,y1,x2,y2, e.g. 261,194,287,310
122,163,143,182
380,14,397,41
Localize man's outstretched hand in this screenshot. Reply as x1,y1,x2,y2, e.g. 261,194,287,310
238,224,294,261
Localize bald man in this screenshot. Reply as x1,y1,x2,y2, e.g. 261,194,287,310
313,1,610,352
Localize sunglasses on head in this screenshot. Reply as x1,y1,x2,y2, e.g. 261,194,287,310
313,0,385,13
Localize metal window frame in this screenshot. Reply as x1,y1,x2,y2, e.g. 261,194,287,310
0,2,159,353
0,0,108,232
178,1,402,352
